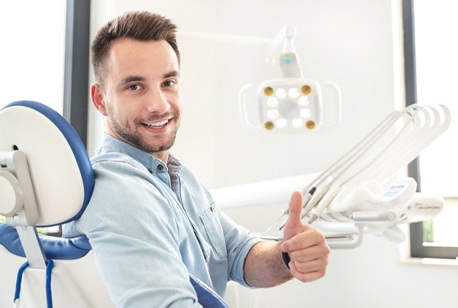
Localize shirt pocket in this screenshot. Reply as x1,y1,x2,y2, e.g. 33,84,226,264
200,205,227,260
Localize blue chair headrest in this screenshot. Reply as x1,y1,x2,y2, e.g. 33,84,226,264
0,101,94,226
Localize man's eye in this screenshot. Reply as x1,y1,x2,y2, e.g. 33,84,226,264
127,84,142,91
163,80,176,87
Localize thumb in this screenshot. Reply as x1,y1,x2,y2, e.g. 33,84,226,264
283,191,305,242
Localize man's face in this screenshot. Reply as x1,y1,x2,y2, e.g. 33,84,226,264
92,38,181,162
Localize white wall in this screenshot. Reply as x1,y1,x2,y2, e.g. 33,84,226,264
90,1,458,307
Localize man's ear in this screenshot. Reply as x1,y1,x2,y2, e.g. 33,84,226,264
91,83,108,116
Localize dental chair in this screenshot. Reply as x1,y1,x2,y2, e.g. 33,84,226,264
0,101,228,307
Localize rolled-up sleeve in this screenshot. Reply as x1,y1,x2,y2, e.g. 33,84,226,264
219,211,263,286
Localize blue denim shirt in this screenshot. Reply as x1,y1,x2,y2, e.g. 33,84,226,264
63,135,261,307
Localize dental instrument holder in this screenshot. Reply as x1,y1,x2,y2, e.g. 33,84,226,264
238,24,342,133
265,104,450,245
324,178,443,242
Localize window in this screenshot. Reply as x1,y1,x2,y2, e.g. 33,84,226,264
406,0,458,259
0,0,90,140
0,1,67,110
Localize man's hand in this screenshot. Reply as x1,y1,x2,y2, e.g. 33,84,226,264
280,191,330,282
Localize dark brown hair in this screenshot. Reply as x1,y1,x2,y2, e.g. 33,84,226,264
91,11,180,85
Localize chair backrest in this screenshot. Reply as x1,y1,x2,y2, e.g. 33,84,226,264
0,101,228,307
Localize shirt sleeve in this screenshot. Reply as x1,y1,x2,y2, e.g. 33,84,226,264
219,210,263,286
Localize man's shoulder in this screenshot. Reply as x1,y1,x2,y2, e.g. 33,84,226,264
91,151,143,170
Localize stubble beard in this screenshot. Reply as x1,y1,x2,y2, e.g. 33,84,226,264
110,116,179,155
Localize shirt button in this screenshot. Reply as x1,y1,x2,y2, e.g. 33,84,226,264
157,165,164,171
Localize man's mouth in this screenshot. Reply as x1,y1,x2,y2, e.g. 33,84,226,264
142,119,170,129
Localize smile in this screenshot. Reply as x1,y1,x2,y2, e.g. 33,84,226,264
142,119,170,129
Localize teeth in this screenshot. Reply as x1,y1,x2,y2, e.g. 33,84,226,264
144,119,169,128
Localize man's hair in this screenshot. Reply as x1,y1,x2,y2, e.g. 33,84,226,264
91,11,180,85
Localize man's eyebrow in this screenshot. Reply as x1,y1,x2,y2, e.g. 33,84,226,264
119,75,145,85
119,71,179,85
164,70,180,79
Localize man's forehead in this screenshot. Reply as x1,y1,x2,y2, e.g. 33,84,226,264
105,38,179,80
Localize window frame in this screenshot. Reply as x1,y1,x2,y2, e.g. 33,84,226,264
63,0,91,146
48,0,90,237
404,0,458,259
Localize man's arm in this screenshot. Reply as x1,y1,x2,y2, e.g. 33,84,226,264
243,240,291,287
244,191,330,287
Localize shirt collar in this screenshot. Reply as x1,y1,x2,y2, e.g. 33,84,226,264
96,134,182,174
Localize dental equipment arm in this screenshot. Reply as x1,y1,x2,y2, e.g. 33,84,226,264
278,25,302,78
212,175,442,247
212,104,450,248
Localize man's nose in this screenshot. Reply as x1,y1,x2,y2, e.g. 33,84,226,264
146,87,171,114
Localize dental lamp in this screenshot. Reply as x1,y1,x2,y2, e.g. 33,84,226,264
238,25,342,132
212,104,450,248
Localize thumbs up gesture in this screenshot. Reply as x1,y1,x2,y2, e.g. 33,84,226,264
280,191,331,282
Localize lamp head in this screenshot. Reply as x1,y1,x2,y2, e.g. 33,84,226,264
238,24,342,133
258,78,322,131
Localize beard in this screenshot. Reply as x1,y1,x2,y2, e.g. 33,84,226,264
109,114,180,155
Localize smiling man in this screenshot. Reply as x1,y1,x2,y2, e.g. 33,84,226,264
91,38,181,162
63,11,330,307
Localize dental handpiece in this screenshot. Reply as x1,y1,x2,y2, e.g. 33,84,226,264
308,184,340,224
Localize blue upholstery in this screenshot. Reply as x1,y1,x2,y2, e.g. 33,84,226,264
190,274,229,308
0,101,228,307
0,224,91,260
